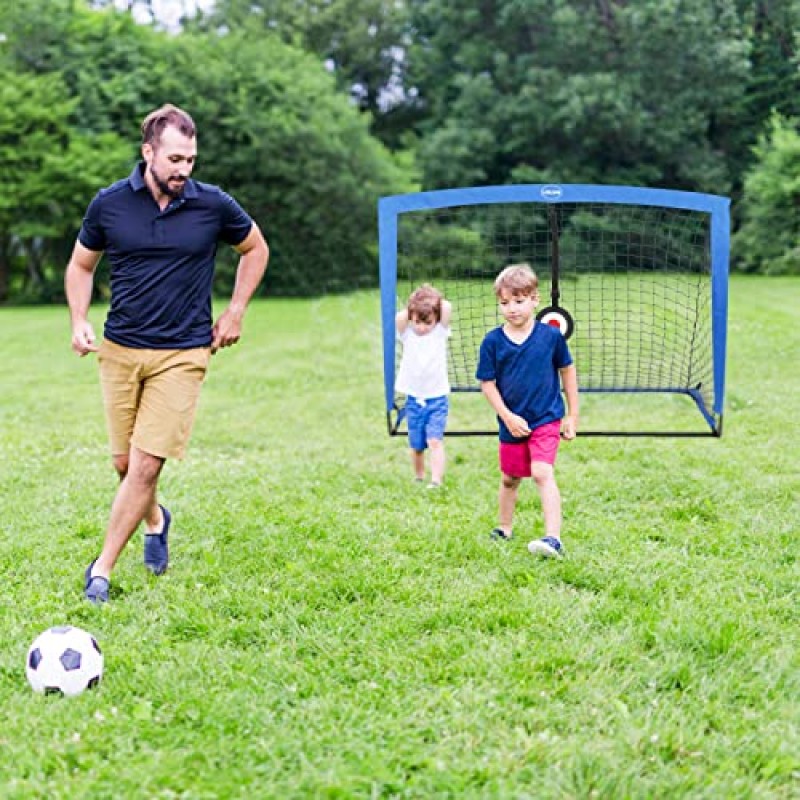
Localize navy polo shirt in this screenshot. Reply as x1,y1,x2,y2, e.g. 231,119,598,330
476,322,573,442
79,163,254,349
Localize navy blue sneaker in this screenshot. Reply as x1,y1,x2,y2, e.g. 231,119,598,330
490,527,513,541
527,536,563,558
84,559,110,604
144,505,171,575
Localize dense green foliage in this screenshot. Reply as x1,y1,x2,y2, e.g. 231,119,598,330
156,31,412,295
734,113,800,274
0,69,131,301
409,0,749,191
0,1,410,300
1,277,798,796
189,0,409,141
0,0,798,302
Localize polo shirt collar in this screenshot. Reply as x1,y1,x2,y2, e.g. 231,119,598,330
128,161,198,200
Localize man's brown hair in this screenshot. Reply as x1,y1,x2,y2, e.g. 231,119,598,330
141,104,196,147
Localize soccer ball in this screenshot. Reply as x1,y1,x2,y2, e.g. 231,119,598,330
26,626,103,697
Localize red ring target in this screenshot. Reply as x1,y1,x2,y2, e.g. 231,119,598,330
536,306,574,339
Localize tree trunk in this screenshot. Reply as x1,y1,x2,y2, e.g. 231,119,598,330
21,239,45,295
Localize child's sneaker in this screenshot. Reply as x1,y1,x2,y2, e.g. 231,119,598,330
527,536,563,558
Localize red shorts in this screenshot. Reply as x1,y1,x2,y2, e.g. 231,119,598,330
499,420,561,477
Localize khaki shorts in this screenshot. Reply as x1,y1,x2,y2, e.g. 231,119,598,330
98,339,211,460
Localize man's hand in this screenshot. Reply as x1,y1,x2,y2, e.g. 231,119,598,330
71,321,99,356
211,307,243,354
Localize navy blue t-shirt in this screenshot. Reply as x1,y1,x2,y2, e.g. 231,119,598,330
476,322,573,442
79,163,254,349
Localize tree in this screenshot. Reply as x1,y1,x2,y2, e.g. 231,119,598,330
734,113,800,274
155,30,413,294
0,1,413,301
0,69,131,301
719,0,800,199
190,0,413,145
0,2,165,301
58,7,170,136
406,0,751,193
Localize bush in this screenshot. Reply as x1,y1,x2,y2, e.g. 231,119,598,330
734,114,800,275
158,32,416,297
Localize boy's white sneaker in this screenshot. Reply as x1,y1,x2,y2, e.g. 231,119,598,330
527,536,563,558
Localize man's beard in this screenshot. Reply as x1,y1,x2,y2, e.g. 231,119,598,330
150,165,186,198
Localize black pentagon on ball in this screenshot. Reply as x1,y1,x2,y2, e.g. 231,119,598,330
60,648,82,671
28,647,43,670
91,637,102,655
87,676,100,690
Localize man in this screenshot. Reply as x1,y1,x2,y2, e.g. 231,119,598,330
65,104,269,603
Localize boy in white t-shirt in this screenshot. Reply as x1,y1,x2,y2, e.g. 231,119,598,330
395,285,452,488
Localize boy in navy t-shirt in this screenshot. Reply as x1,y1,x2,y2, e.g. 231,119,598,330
476,264,579,557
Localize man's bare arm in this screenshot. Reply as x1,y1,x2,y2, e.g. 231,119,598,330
65,241,103,356
211,223,270,353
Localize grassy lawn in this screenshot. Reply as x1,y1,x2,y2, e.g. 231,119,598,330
0,275,797,798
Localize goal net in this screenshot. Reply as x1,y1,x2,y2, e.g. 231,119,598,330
379,184,729,437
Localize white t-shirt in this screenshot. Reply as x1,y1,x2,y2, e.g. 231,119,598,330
395,323,451,399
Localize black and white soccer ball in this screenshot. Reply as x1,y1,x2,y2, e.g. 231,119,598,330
26,626,103,696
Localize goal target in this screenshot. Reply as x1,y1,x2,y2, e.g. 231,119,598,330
379,184,729,437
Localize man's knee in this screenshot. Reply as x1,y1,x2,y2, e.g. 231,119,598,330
128,448,165,487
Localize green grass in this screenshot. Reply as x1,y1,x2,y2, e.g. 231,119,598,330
1,275,798,799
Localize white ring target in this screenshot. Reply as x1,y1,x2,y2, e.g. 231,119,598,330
536,306,574,339
539,311,567,332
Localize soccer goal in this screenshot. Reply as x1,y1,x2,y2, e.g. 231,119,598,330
379,184,730,437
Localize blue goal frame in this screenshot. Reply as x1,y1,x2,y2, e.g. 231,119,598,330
379,184,730,437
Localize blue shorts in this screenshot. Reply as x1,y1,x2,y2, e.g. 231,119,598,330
405,395,449,451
